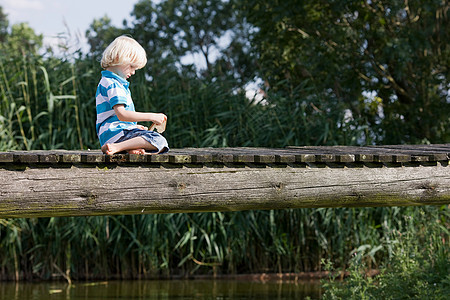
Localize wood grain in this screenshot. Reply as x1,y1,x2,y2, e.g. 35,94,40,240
1,145,449,218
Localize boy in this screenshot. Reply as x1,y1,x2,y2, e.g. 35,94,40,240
96,35,169,155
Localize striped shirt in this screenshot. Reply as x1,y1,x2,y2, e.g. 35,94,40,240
95,70,137,146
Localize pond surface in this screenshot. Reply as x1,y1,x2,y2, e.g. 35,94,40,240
0,279,322,299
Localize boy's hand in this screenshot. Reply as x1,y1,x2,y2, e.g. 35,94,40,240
136,125,148,130
149,114,167,133
152,113,167,125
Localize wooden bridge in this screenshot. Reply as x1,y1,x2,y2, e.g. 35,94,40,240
1,144,449,218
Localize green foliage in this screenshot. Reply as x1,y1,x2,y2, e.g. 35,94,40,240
0,48,99,150
85,16,127,60
1,206,447,281
6,22,43,54
0,7,8,43
322,206,450,299
131,0,247,77
240,0,450,144
139,0,226,66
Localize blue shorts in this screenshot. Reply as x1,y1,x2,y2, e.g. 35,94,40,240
117,128,169,154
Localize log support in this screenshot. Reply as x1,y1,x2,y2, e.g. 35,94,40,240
1,146,449,218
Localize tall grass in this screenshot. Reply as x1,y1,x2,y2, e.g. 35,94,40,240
0,206,447,281
322,206,449,299
0,50,99,150
141,68,363,148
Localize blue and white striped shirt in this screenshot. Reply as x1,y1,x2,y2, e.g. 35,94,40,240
95,70,137,146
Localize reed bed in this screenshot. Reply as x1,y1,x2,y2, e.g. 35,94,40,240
0,206,447,281
0,51,99,151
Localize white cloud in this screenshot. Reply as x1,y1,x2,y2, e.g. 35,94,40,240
3,0,44,11
2,0,45,27
2,0,137,54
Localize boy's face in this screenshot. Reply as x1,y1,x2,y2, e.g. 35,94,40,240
110,64,138,80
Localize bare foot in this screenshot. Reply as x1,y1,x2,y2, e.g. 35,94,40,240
101,143,117,155
102,144,146,155
128,148,145,155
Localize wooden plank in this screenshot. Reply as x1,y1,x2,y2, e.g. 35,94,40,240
192,154,213,163
60,152,82,163
149,154,169,163
233,154,254,163
393,155,411,163
428,153,448,161
39,153,59,163
169,155,192,164
336,154,355,163
374,155,394,163
82,152,105,163
129,153,147,163
106,154,128,163
295,154,316,163
2,145,449,165
14,152,39,163
212,154,233,163
275,154,295,163
0,152,13,163
411,155,429,162
255,155,276,164
315,154,336,163
355,154,374,162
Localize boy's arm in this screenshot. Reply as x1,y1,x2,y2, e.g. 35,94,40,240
113,104,166,125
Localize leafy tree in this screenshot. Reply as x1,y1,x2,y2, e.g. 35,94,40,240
2,22,43,54
85,15,127,60
0,6,8,43
130,0,254,81
132,0,233,71
240,0,449,144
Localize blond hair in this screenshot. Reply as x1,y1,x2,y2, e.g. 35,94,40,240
101,36,147,69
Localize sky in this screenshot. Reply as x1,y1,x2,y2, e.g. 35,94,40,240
0,0,207,67
1,0,139,52
0,0,260,94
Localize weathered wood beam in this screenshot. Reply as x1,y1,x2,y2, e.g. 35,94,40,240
1,146,449,218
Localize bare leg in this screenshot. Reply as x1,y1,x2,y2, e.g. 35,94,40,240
101,137,158,155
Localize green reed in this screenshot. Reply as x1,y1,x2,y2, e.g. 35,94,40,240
0,206,447,281
0,50,99,151
322,206,449,299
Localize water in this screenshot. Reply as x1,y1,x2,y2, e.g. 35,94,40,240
0,279,321,299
